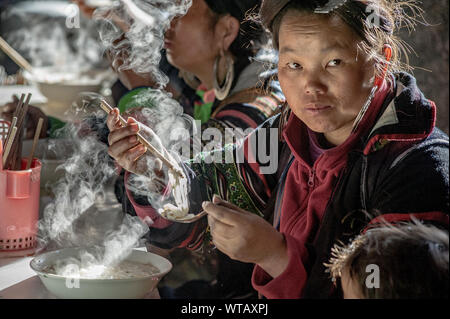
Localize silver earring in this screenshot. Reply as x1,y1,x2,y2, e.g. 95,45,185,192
213,52,234,101
352,85,378,133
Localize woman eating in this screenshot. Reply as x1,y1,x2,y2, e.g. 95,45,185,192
107,0,449,298
117,0,282,130
112,0,284,299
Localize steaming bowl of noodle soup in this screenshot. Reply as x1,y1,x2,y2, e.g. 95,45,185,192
30,247,172,299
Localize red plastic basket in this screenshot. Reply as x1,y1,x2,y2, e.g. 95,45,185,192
1,138,41,257
0,120,10,145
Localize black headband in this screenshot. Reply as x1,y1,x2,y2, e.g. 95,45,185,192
204,0,261,22
260,0,393,37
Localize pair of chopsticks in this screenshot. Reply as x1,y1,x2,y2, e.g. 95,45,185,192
2,93,44,170
0,36,33,73
99,99,184,178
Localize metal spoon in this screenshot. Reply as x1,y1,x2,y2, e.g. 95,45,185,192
161,210,207,224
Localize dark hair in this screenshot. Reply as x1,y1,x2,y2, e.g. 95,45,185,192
204,0,266,73
259,0,425,81
326,221,449,299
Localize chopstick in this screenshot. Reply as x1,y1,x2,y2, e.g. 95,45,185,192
26,118,44,170
0,36,33,73
3,93,25,146
2,93,32,170
2,126,17,167
10,94,30,170
99,100,184,178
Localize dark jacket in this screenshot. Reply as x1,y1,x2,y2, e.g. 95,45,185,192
126,73,449,298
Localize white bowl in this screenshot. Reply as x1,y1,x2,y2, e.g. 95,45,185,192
37,81,102,107
23,68,112,118
30,247,172,299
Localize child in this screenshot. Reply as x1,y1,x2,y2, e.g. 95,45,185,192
326,221,449,299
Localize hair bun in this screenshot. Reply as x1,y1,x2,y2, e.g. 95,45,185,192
204,0,261,22
260,0,291,30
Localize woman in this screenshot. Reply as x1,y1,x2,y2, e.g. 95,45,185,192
113,0,283,299
118,0,281,127
107,0,448,298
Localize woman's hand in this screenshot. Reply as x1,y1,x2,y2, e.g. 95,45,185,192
106,107,164,177
1,96,48,139
203,195,289,278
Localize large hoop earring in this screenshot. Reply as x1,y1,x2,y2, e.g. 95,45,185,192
213,51,234,101
351,85,378,133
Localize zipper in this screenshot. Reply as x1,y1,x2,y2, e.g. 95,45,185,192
308,168,316,188
360,156,368,212
312,168,346,244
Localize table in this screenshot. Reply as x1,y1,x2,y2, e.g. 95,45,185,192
0,255,59,298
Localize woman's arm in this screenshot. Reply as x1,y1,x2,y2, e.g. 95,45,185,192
110,113,283,250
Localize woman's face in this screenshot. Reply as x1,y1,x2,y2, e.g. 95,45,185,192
164,0,220,76
277,11,375,145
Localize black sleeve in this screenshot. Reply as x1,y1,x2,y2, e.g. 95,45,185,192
368,131,449,222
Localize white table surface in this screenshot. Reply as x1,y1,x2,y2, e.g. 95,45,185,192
0,256,36,292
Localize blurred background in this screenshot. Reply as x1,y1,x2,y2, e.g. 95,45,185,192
0,0,448,133
397,0,449,134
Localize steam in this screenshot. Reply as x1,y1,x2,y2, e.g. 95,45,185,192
118,88,196,217
76,91,195,218
5,13,105,72
93,0,192,88
37,103,149,274
54,214,150,279
37,0,197,277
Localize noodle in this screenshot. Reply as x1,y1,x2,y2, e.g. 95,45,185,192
158,166,193,221
45,260,160,280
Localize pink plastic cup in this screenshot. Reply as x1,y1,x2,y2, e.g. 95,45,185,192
0,140,42,254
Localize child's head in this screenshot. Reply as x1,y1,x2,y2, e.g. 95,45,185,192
325,221,449,299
